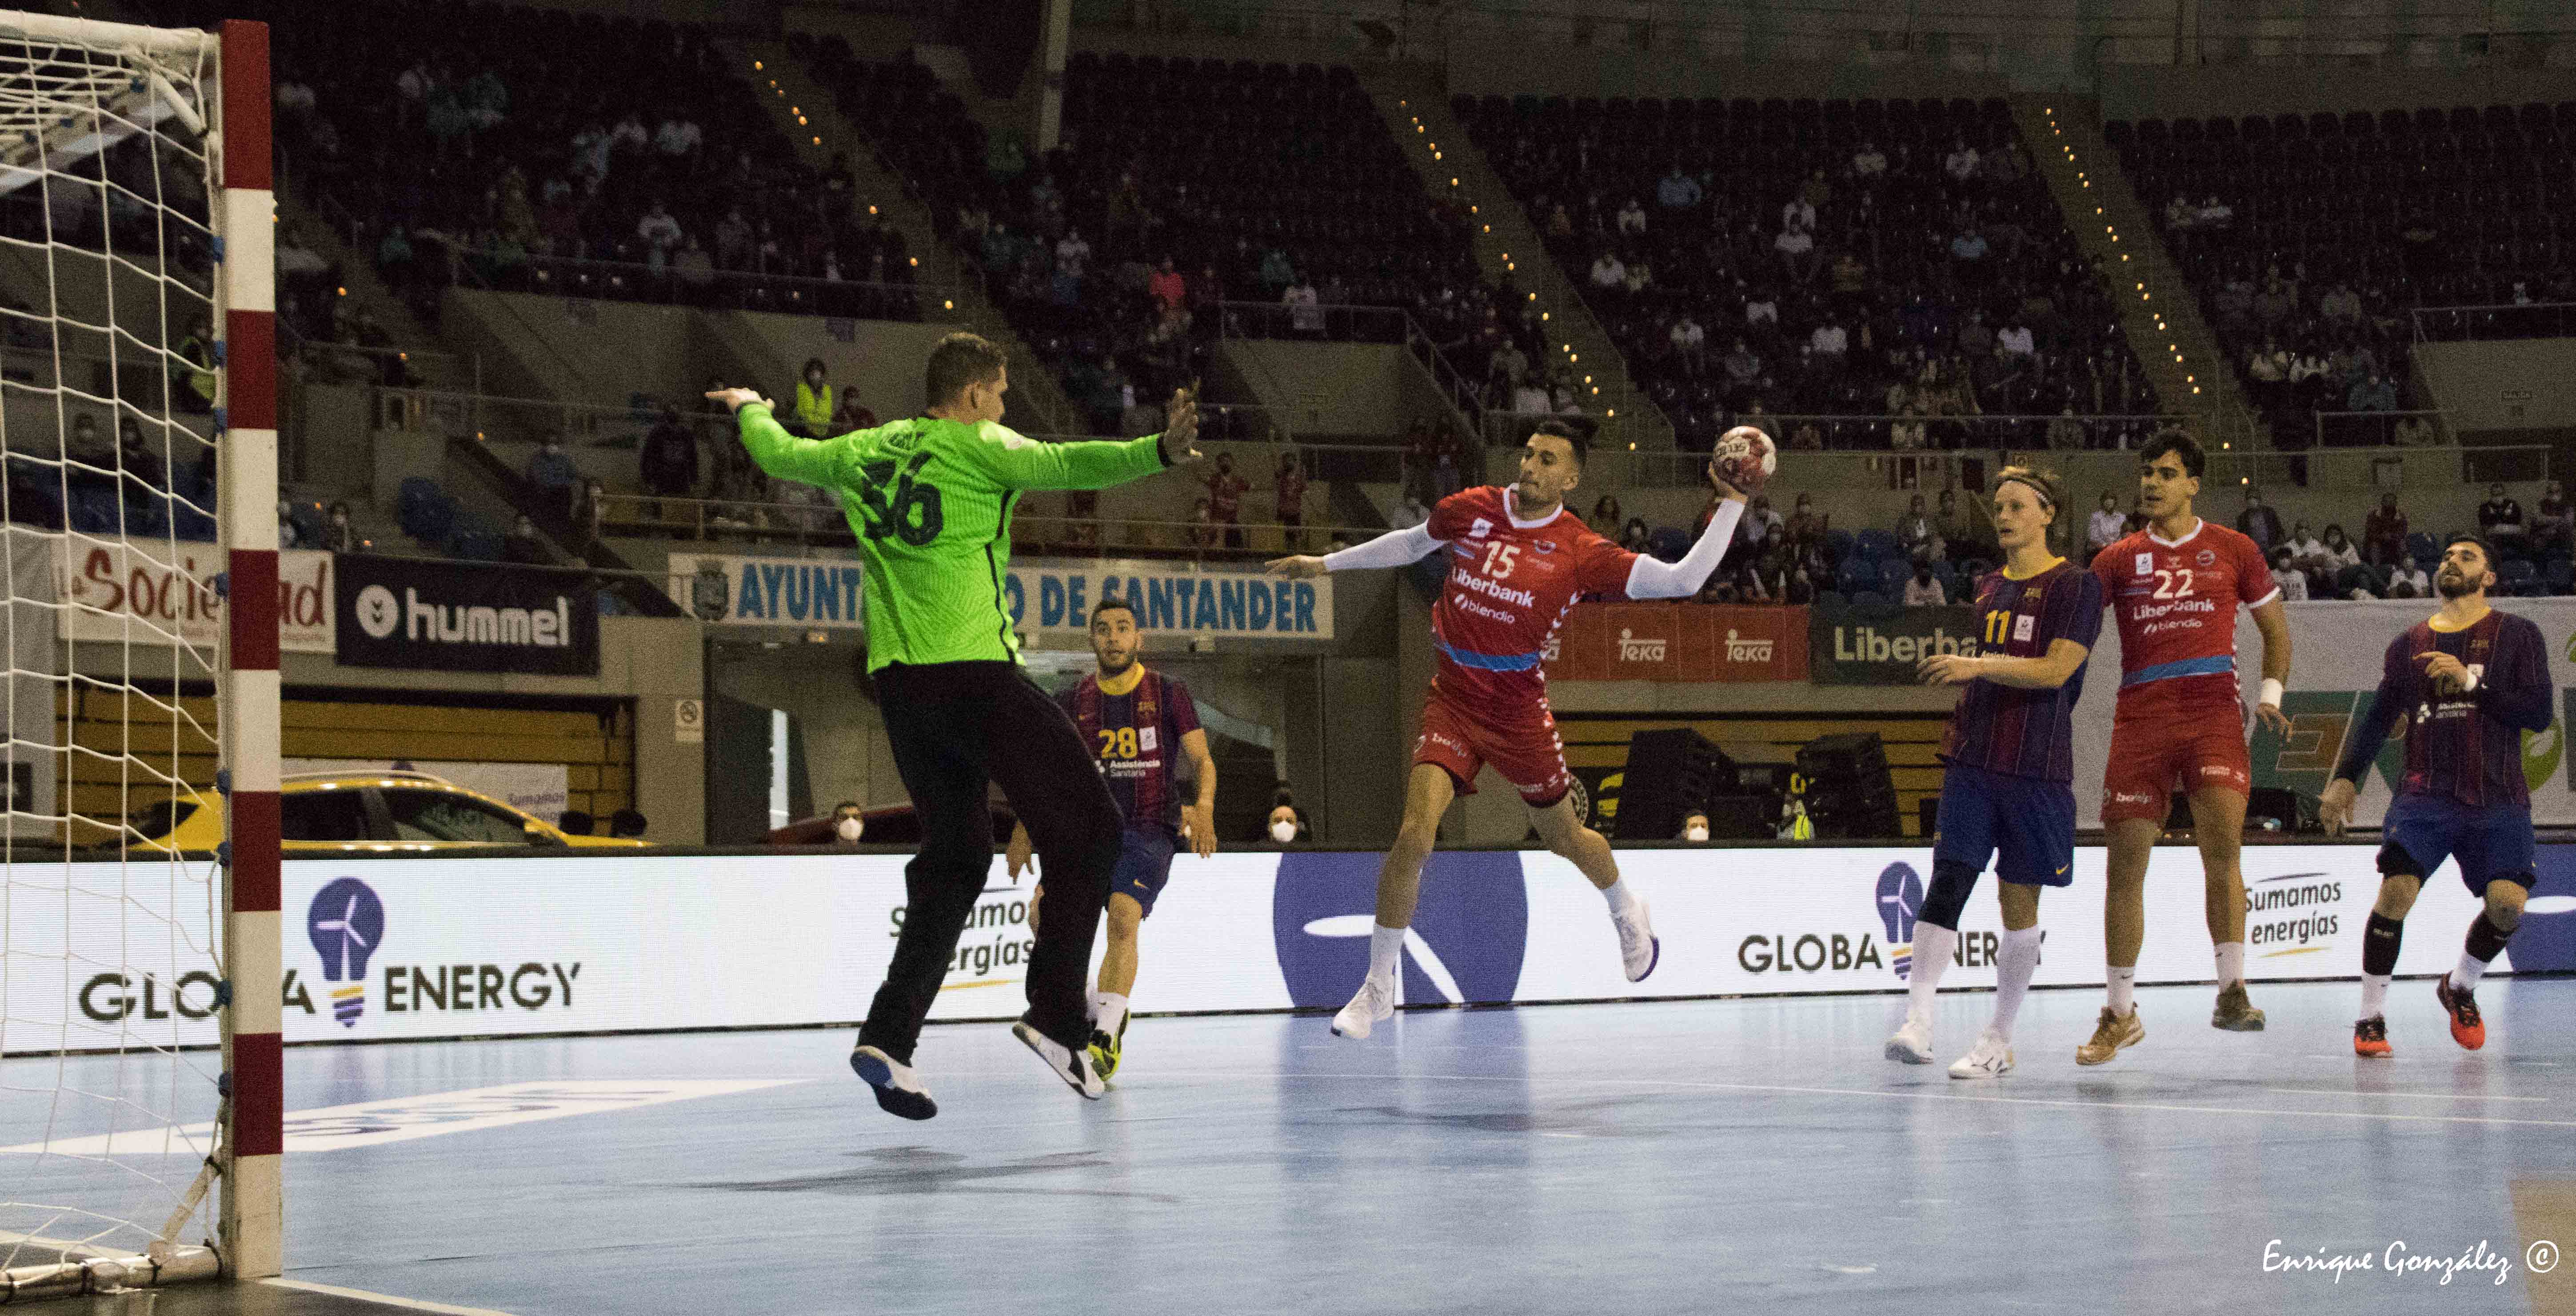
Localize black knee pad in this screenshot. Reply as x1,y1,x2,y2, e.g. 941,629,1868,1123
1917,860,1981,932
2375,842,2426,881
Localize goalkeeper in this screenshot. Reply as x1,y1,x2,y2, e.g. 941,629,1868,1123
706,332,1199,1119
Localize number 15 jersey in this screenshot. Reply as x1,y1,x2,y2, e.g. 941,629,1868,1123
2089,519,2278,724
1424,486,1640,725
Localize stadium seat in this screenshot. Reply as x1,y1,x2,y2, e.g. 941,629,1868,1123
1875,559,1911,593
1849,591,1887,606
1823,529,1855,564
2406,532,2437,566
2501,559,2537,589
1647,527,1689,562
2548,560,2574,595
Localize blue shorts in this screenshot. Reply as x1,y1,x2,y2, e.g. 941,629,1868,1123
2380,794,2536,892
1110,825,1178,916
1933,761,2076,888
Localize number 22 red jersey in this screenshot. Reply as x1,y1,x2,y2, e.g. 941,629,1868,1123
1425,486,1639,725
2088,519,2278,722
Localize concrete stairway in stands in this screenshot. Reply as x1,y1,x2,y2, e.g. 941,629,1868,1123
1359,68,1676,454
2012,97,2266,452
730,37,1083,437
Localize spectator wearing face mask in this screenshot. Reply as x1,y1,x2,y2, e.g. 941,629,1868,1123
2268,548,2309,602
830,800,867,845
1266,790,1310,844
1679,812,1711,844
1902,556,1946,606
2479,484,2527,544
2533,480,2571,554
2363,493,2409,568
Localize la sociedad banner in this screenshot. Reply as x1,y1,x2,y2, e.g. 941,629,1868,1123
51,539,335,653
667,551,1333,640
1542,604,1807,683
1808,602,1985,685
13,844,2569,1053
2073,597,2576,828
335,554,599,676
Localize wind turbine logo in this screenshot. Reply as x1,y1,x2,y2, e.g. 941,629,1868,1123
306,878,386,1028
1876,862,1924,981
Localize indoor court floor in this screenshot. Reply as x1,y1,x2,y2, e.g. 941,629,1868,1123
11,978,2575,1316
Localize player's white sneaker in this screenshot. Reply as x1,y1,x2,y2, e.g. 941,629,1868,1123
1011,1021,1106,1100
1885,1014,1935,1065
850,1044,938,1120
1331,976,1395,1040
1948,1030,2015,1080
1612,898,1661,982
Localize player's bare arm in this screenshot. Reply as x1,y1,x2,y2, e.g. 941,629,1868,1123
2418,650,2471,694
1181,727,1218,859
1006,821,1035,880
1920,639,2091,689
2251,597,2292,734
2318,777,2358,836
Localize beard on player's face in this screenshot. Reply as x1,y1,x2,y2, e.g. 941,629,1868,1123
2436,565,2483,599
1094,643,1136,672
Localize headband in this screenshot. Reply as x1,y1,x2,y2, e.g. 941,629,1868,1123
1996,474,2055,511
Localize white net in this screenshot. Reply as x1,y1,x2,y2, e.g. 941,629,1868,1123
0,15,234,1297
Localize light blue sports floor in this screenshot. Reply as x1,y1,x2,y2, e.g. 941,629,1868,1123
10,978,2575,1315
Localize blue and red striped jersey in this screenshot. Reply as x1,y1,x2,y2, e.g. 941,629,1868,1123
1059,668,1202,830
2331,609,2552,810
1939,559,2105,782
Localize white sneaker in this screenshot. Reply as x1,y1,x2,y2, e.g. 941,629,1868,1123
1010,1021,1106,1100
1331,976,1395,1040
1612,898,1661,983
1884,1014,1934,1065
850,1044,938,1120
1948,1030,2015,1080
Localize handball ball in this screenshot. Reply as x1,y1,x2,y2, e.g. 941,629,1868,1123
1712,425,1777,492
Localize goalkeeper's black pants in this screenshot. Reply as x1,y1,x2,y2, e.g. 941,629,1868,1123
862,660,1119,1062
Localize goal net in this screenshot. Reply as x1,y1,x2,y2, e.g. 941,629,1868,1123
0,13,276,1299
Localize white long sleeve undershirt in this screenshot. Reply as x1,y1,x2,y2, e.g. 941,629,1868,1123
1318,500,1747,600
1625,499,1745,598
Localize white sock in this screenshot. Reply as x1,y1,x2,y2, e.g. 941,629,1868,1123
2214,941,2245,987
2360,973,2391,1019
1598,877,1640,917
1990,928,2043,1041
2106,965,2137,1016
1368,922,1405,983
1907,924,1957,1022
2453,951,2489,992
1091,991,1130,1037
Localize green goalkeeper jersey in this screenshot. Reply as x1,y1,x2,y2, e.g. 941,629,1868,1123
735,402,1170,671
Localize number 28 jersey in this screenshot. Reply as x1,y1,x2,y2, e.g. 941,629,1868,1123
1424,486,1640,724
2088,520,2278,723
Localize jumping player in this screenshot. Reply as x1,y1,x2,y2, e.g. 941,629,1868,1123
1010,596,1218,1080
1267,420,1753,1039
2081,431,2292,1065
1889,467,2103,1078
2319,535,2551,1056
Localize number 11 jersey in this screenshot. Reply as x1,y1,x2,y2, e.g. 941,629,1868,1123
1424,485,1640,725
2088,519,2278,724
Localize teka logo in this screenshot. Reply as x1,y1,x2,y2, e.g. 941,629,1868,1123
1617,628,1667,663
1876,862,1922,980
306,877,385,1027
1272,852,1526,1009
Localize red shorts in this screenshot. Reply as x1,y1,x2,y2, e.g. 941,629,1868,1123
1414,694,1573,807
2100,716,2251,824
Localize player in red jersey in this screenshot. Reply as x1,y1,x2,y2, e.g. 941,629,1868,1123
1267,420,1752,1039
2076,431,2292,1065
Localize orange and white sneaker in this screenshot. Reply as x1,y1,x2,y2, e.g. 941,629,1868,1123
2436,974,2486,1051
2352,1016,2391,1058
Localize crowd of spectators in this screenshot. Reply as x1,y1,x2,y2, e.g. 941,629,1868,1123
2112,105,2576,445
797,39,1499,437
1457,94,2163,453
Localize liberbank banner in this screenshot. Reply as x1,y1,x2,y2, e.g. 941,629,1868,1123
14,844,2569,1052
1808,602,1983,684
2073,597,2576,828
667,552,1334,640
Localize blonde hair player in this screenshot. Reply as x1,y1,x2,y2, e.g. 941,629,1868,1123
1889,467,2104,1077
1266,421,1766,1039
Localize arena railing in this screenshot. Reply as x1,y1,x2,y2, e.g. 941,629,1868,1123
432,239,965,321
2310,408,2448,451
595,492,1385,558
376,385,696,448
2411,303,2576,344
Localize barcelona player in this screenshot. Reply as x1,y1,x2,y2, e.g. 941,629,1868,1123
2081,431,2292,1065
1889,467,2103,1078
2319,535,2551,1056
1268,420,1753,1039
1012,596,1218,1080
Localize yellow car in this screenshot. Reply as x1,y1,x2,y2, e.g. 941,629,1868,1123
137,770,648,853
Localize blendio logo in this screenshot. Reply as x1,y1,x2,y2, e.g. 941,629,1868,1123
2246,875,2343,952
356,583,574,648
1617,628,1666,662
893,889,1033,977
1832,625,1980,663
